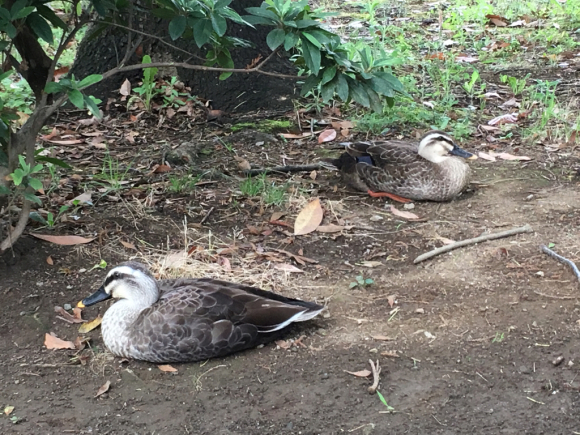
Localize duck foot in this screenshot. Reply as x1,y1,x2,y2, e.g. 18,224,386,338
367,190,412,203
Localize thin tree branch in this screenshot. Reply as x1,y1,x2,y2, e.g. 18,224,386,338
414,225,533,264
95,20,208,63
541,244,580,282
47,22,86,87
243,163,326,176
0,197,31,252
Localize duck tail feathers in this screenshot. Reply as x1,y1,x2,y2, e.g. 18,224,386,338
261,305,326,333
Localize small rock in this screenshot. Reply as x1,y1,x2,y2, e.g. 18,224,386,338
370,215,383,222
63,303,72,311
369,348,378,353
526,194,534,200
415,308,425,314
403,203,415,210
255,141,265,146
536,271,544,277
321,373,329,379
322,312,330,319
552,356,564,366
568,360,574,367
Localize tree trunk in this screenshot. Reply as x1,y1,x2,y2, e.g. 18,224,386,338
70,0,298,113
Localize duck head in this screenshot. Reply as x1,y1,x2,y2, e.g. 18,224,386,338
77,262,159,309
418,131,477,164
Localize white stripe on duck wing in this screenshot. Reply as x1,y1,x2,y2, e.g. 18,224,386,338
78,261,325,364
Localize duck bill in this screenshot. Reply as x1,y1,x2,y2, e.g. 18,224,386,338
77,286,111,308
450,144,477,160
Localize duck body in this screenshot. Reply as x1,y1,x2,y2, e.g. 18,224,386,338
79,262,324,363
329,131,476,202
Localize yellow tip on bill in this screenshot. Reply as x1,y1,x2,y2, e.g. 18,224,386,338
468,155,478,160
77,301,85,308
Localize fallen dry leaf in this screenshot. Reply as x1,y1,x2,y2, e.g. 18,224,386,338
95,380,110,398
153,164,172,173
496,152,531,161
54,306,86,324
478,151,497,161
73,307,84,321
276,340,291,349
488,113,519,126
294,198,323,236
4,406,14,416
74,336,89,350
46,255,54,265
71,192,92,205
78,315,103,333
158,364,178,373
120,240,137,250
32,234,95,245
274,263,304,273
359,260,383,268
317,224,352,233
310,170,317,180
119,79,131,96
234,156,251,171
318,129,337,144
390,205,420,220
279,132,312,139
387,295,396,308
381,350,400,358
344,369,372,377
44,332,76,350
372,334,395,341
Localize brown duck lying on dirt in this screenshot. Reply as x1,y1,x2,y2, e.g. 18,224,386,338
78,262,325,363
326,130,477,202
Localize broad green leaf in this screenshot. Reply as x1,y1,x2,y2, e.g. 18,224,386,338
284,32,299,50
36,5,68,30
242,15,273,25
23,192,42,205
193,19,213,47
92,0,106,16
266,28,285,51
168,15,186,40
45,82,64,94
349,80,370,107
299,74,319,97
375,71,405,94
302,32,322,49
368,76,395,98
245,6,278,21
321,78,336,102
365,85,383,113
29,211,47,224
84,95,101,118
320,66,336,85
0,7,11,21
0,184,10,195
68,89,84,109
12,6,35,20
211,13,227,37
0,69,13,81
12,168,24,186
4,22,17,39
301,38,321,75
336,73,348,101
27,12,53,43
295,19,319,28
216,49,234,80
215,0,233,8
9,0,27,18
0,41,9,51
152,8,176,19
28,177,43,191
78,74,103,89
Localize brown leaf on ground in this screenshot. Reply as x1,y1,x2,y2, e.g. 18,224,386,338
46,256,54,265
486,14,508,26
344,369,372,377
32,234,95,245
95,381,111,398
381,350,400,358
74,336,89,350
317,224,353,233
54,306,86,324
488,113,519,126
387,295,396,308
158,364,178,373
78,316,103,333
294,198,323,235
153,164,172,173
120,240,137,250
270,211,286,221
276,340,291,349
318,129,337,144
372,334,395,341
119,79,131,96
390,205,420,220
234,156,251,171
274,263,304,273
73,307,84,322
44,333,76,350
496,152,531,161
279,132,313,139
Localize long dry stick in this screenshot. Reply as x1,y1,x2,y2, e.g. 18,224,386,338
414,224,533,264
368,359,381,394
540,245,580,283
243,163,329,176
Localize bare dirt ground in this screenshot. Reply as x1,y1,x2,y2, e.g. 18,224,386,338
1,114,580,434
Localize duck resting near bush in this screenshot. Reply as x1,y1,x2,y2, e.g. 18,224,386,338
77,262,325,363
326,130,477,202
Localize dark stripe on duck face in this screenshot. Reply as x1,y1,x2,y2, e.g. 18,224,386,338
103,272,136,292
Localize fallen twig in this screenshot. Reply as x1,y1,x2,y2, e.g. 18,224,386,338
540,245,580,283
243,162,334,176
200,207,215,225
367,359,381,394
533,290,576,300
414,224,533,264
